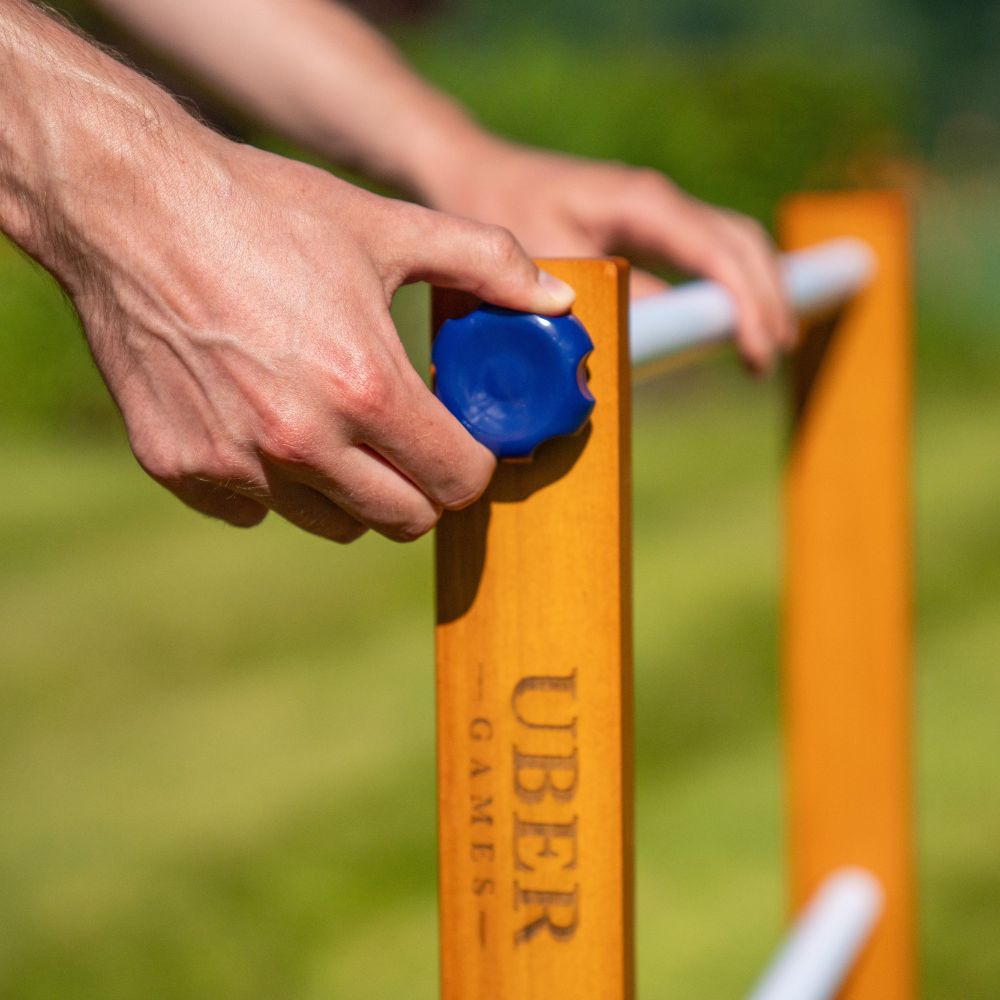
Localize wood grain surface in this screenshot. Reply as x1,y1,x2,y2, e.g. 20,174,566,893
433,259,634,1000
781,192,915,999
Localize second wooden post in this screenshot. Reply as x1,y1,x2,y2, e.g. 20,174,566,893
781,192,915,999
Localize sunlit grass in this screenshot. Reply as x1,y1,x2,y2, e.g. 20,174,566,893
2,350,998,996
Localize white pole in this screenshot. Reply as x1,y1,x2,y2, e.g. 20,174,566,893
746,867,884,1000
629,238,876,366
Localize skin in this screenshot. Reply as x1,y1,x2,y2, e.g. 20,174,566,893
1,0,794,545
92,0,795,368
0,0,575,542
420,139,795,367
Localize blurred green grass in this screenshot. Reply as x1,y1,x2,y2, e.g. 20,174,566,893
2,15,1000,999
2,338,999,997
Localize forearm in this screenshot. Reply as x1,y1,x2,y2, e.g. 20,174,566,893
0,0,224,296
88,0,490,201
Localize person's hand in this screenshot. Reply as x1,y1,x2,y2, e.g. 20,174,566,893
67,138,576,542
421,140,795,374
2,0,582,546
75,0,790,374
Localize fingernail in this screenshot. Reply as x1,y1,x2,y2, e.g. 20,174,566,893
537,270,576,310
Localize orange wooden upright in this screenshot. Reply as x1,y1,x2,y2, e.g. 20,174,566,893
781,192,915,999
433,259,634,1000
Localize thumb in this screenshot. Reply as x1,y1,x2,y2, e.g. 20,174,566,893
393,208,577,315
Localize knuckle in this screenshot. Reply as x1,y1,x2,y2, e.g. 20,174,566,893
482,225,522,269
730,213,771,247
258,408,317,466
129,428,178,483
131,422,253,489
339,366,395,428
133,444,179,484
133,441,198,485
624,168,675,208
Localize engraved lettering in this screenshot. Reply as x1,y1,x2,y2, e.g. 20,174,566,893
468,710,496,936
470,717,493,741
513,816,578,872
509,669,580,945
471,794,494,825
471,843,495,862
513,748,578,804
511,672,577,736
513,882,580,944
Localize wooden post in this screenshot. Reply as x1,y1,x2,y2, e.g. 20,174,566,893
433,259,634,1000
780,192,915,999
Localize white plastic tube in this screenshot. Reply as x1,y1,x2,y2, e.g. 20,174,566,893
630,238,875,366
746,867,884,1000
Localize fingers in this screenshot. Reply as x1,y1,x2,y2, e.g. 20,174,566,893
675,217,790,374
612,172,794,374
149,317,496,545
718,214,797,363
305,366,496,516
255,361,494,541
684,214,793,374
164,466,368,543
259,466,369,544
271,445,446,543
387,205,577,316
713,269,779,375
704,236,785,374
161,476,269,529
354,367,498,513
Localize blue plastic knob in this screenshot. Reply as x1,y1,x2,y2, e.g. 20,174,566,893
433,306,595,459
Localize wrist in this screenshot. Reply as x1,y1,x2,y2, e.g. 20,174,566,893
0,1,227,298
306,79,502,208
402,123,511,211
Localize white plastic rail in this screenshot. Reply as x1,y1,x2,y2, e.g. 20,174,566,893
629,238,876,367
746,867,884,1000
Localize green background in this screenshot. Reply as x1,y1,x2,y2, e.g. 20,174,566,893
1,0,999,996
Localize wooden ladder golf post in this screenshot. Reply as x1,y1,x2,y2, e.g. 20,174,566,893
781,192,915,1000
433,259,634,1000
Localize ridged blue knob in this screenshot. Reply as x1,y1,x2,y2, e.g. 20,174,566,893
433,306,595,459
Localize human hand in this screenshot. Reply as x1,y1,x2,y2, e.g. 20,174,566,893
5,0,588,544
61,137,576,542
78,0,789,372
420,140,795,374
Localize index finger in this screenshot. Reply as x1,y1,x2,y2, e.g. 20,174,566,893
356,363,498,511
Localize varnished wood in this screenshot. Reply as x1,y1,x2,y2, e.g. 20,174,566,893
781,192,915,999
434,259,634,1000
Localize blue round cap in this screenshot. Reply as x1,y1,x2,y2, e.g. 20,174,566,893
433,306,595,459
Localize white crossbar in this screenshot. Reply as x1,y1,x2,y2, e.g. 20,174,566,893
630,238,875,366
745,867,884,1000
